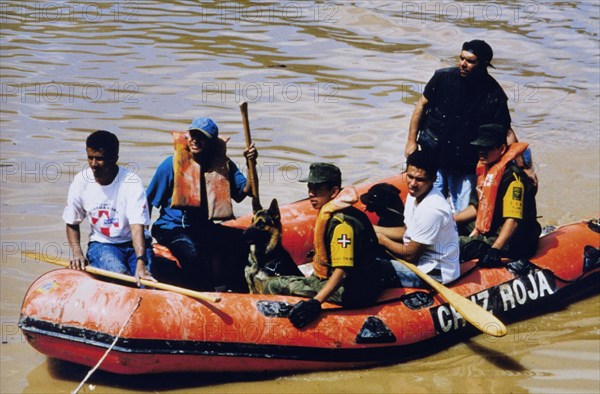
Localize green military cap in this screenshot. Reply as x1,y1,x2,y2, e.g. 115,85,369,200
300,162,342,184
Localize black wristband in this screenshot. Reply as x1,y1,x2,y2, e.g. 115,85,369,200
136,255,148,265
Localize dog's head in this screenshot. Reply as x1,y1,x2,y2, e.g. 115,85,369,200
243,198,282,254
360,183,403,216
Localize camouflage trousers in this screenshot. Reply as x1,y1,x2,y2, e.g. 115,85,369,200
263,274,344,305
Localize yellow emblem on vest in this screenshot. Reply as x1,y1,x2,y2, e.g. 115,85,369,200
503,173,524,219
330,221,354,268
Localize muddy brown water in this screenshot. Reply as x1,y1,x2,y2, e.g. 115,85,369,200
1,1,598,393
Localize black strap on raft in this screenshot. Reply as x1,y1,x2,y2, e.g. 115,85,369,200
400,291,434,310
583,245,600,273
588,218,600,234
256,301,294,318
506,260,536,276
582,219,599,274
355,316,397,344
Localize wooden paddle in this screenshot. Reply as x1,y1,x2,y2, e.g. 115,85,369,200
392,255,507,337
22,251,221,303
239,101,261,207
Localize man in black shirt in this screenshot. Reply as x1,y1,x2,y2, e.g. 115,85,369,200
405,40,522,213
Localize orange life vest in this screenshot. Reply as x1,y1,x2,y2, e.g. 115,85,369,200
312,187,358,279
475,142,528,234
171,131,234,220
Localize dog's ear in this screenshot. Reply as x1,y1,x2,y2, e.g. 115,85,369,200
267,199,280,222
252,197,263,213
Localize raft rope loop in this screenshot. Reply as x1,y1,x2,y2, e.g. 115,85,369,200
72,297,143,394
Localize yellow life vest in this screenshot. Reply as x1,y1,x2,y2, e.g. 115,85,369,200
171,131,234,220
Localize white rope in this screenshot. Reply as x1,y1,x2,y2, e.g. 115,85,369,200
72,297,142,394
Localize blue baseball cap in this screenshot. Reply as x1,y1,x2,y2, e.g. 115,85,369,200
187,116,219,139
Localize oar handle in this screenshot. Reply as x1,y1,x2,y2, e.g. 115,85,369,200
23,252,221,303
239,101,260,204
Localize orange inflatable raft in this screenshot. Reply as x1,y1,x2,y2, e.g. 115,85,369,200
18,174,600,375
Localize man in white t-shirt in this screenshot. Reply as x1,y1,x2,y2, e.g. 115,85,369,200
376,151,460,285
62,130,156,285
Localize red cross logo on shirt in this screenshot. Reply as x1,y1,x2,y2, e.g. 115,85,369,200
90,209,120,237
337,234,352,248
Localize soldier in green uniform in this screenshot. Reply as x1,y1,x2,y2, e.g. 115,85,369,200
264,163,385,328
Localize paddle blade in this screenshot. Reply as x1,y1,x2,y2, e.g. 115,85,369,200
437,284,508,337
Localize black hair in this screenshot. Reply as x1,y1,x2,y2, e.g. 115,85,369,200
86,130,119,159
406,150,439,180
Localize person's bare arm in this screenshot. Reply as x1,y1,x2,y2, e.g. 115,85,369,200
131,224,156,286
453,205,477,225
491,218,519,250
66,224,87,270
373,225,406,242
313,268,346,304
377,233,426,264
405,95,428,157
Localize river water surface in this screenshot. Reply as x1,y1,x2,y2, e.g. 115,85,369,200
1,1,598,393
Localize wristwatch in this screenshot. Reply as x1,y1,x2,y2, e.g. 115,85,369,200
136,255,148,265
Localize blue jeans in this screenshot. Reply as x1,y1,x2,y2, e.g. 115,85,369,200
86,240,153,276
433,169,477,213
387,260,428,288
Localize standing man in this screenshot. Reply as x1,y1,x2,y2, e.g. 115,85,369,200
63,130,155,285
146,116,257,291
454,124,541,266
263,163,385,328
405,40,524,212
376,151,460,286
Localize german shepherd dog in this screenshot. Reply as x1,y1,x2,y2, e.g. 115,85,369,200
243,198,303,294
360,183,405,227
